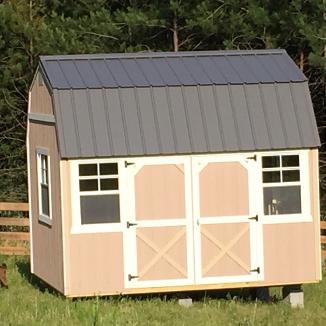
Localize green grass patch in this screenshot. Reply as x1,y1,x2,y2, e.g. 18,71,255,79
0,256,326,325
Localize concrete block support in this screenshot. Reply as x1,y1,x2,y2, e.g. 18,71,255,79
178,298,193,308
282,285,304,308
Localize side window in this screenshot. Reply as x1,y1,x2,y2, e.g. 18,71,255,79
78,162,120,225
262,154,301,215
37,149,51,224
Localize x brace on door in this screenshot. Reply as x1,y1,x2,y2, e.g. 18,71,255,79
136,228,187,279
201,224,250,275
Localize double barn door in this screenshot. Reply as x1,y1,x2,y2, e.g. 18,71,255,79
123,155,262,289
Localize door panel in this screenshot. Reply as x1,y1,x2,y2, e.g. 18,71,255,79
199,162,249,217
193,156,262,284
124,158,194,288
135,164,185,220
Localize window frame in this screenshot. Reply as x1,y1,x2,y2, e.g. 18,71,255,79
36,147,52,225
70,158,125,234
257,150,311,224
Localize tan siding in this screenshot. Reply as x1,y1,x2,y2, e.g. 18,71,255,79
309,149,321,280
60,162,125,296
28,122,64,292
263,222,316,283
68,233,124,296
30,72,53,114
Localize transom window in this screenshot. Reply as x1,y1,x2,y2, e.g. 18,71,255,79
262,154,301,215
78,162,120,225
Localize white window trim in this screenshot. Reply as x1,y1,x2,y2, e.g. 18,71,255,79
70,158,124,234
36,147,52,226
257,150,311,224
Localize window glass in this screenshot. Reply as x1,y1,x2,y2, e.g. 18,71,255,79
79,164,97,176
263,171,280,183
262,154,301,216
282,155,299,167
41,184,49,216
100,163,118,175
262,156,280,168
79,179,98,191
80,195,120,224
263,186,301,215
100,178,119,190
282,170,300,182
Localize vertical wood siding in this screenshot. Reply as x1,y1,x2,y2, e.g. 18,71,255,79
28,79,64,293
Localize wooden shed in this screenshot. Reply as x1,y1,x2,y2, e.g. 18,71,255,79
27,49,321,298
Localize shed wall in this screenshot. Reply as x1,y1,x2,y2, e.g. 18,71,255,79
60,161,124,296
262,149,320,283
61,149,320,297
28,81,64,293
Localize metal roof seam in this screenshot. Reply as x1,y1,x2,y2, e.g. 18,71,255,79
226,84,241,150
288,83,305,146
242,85,257,149
134,58,152,86
72,61,88,88
85,88,98,156
149,86,163,154
163,57,183,85
103,59,119,87
134,87,148,154
53,90,67,156
211,85,226,151
180,85,195,151
56,61,72,88
194,55,214,84
165,86,178,153
196,85,211,152
69,89,82,156
274,84,290,148
257,83,273,148
117,88,131,155
101,88,115,156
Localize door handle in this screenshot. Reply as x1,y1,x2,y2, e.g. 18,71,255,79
127,221,138,228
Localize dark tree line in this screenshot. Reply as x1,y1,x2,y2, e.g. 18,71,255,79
0,0,325,211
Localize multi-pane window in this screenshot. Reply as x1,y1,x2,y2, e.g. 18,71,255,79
78,163,120,225
262,155,301,215
37,150,51,223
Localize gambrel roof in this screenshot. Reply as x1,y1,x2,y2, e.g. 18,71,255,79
37,49,320,158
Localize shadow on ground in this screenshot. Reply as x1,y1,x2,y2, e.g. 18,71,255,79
16,259,63,296
15,259,281,303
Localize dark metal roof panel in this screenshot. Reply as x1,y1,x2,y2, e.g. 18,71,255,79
40,50,308,89
51,82,319,158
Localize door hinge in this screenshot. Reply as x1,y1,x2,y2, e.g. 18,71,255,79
248,215,258,222
246,155,257,161
250,267,260,274
128,274,139,281
125,161,135,168
127,221,138,228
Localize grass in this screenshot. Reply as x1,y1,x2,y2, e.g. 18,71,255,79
0,256,326,326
